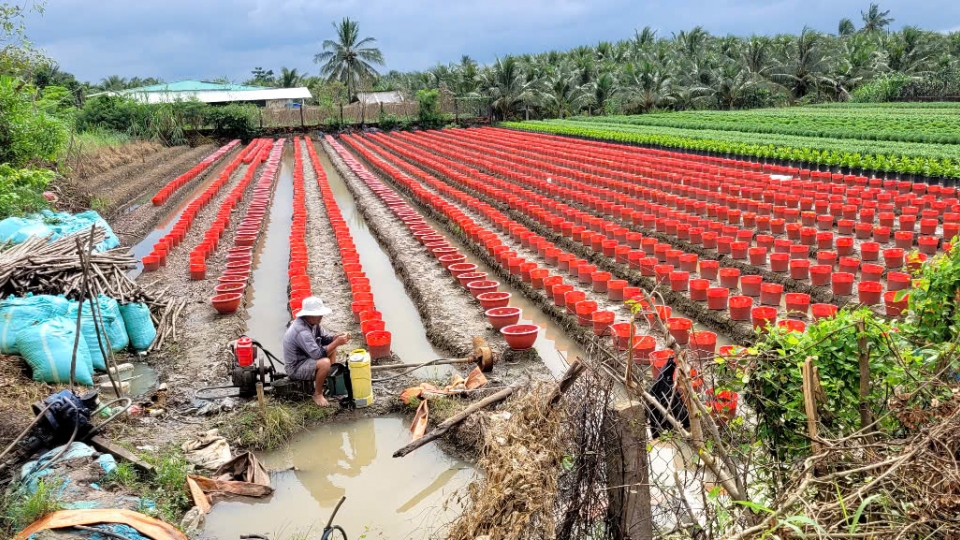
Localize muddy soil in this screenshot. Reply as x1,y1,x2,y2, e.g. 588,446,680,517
70,140,166,180
320,138,505,362
97,145,219,241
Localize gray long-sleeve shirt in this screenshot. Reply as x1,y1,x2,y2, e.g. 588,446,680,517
282,317,336,377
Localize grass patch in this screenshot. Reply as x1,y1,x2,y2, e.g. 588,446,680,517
99,446,192,526
0,478,63,534
219,398,331,451
73,128,132,155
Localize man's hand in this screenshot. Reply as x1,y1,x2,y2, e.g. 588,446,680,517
333,333,351,347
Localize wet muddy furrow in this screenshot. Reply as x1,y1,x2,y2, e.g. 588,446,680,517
319,138,496,364
299,139,362,349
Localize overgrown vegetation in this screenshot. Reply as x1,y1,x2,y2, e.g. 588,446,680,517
0,478,62,534
219,399,330,451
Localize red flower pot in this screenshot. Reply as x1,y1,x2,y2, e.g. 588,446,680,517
886,271,911,291
478,291,511,310
467,280,499,298
576,301,599,326
858,281,882,305
669,271,690,292
650,350,674,380
789,259,810,280
667,317,692,345
719,268,740,289
770,253,790,273
607,279,628,301
740,275,763,297
690,279,710,301
632,336,657,364
752,306,778,332
777,319,806,333
832,272,854,295
859,263,882,283
883,248,904,269
860,242,880,261
785,293,811,316
592,310,616,336
812,303,838,320
366,330,392,358
501,325,538,350
729,295,753,321
707,287,729,310
884,290,908,317
486,307,522,330
760,283,784,306
809,265,832,286
211,292,243,314
699,260,720,280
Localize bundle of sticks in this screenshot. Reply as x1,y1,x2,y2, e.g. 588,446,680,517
0,227,182,345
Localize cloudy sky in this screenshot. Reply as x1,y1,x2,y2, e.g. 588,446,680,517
26,0,960,84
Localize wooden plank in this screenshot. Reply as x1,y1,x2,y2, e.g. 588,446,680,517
88,435,154,473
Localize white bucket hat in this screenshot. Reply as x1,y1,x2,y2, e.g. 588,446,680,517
298,296,332,317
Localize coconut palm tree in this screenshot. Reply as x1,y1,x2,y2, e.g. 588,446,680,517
838,18,857,36
99,75,128,91
538,64,586,118
277,67,304,88
584,71,619,114
314,17,385,100
481,56,537,121
861,3,894,33
770,27,833,100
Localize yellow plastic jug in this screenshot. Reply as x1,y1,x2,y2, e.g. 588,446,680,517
348,348,373,408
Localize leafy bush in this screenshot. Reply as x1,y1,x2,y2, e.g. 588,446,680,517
77,96,260,144
904,244,960,344
744,308,923,460
417,88,445,130
0,164,53,218
0,75,69,167
206,104,259,141
377,111,401,130
851,73,913,103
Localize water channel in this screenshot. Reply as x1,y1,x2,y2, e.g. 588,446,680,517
201,416,474,540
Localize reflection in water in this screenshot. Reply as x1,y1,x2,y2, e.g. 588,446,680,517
315,145,447,371
244,152,294,364
201,416,473,540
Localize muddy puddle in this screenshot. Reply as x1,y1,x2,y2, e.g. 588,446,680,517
244,152,295,364
316,149,450,375
201,416,473,540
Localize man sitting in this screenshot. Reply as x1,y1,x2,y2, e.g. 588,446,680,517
282,296,350,407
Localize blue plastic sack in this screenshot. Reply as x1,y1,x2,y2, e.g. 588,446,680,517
0,294,71,354
16,316,94,386
0,211,120,252
119,302,155,352
0,217,31,243
66,296,129,370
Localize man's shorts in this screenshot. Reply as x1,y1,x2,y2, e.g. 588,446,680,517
287,360,318,381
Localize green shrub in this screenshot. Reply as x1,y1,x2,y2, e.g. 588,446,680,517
744,307,924,460
851,73,913,103
417,88,444,130
206,103,259,141
0,75,69,167
0,164,53,219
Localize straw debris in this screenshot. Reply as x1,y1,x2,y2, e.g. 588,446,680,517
446,384,566,540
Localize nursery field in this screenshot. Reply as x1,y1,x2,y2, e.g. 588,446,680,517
505,103,960,181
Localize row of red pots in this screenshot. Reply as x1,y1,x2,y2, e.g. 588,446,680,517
389,130,925,319
151,140,239,206
363,132,917,337
484,127,959,212
288,137,312,315
309,137,392,358
142,139,262,275
211,139,286,314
